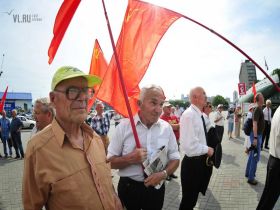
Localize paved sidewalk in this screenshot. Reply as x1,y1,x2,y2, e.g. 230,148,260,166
0,126,279,209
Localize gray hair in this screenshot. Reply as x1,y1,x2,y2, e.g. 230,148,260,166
189,86,204,103
266,99,271,105
12,109,17,114
35,97,55,117
139,84,164,102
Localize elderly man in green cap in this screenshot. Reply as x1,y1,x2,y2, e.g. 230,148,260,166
23,66,122,210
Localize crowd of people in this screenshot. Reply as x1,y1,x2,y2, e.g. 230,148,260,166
0,66,279,210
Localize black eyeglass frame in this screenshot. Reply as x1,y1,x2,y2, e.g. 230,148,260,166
54,86,95,100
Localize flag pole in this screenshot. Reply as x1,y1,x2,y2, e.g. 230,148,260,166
176,13,280,92
101,0,141,148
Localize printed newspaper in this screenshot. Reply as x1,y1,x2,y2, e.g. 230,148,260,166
143,146,168,189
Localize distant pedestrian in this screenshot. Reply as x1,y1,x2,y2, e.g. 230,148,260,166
226,107,234,139
262,99,272,149
245,93,264,185
234,105,242,138
243,103,255,154
30,97,55,137
0,110,12,158
179,87,214,210
10,109,24,159
214,104,224,142
256,105,280,210
91,102,114,153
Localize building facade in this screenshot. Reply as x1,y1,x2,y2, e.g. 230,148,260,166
0,92,32,114
239,60,257,90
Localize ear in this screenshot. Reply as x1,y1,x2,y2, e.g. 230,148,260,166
49,92,55,103
137,100,141,107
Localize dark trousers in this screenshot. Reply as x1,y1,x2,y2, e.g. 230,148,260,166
180,155,211,210
262,120,271,148
257,155,280,210
118,177,165,210
215,125,224,143
11,131,24,158
1,136,12,156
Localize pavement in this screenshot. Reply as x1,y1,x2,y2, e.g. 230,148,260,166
0,118,280,210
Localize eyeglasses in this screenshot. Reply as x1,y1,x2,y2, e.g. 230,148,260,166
54,86,95,100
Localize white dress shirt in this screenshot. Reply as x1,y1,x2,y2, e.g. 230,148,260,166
180,104,208,157
263,107,272,122
269,106,280,159
107,114,180,182
214,111,224,126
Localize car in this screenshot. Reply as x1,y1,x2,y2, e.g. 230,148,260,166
17,116,36,129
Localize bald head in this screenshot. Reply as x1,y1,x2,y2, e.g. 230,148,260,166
189,86,207,110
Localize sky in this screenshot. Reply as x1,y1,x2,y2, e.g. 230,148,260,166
0,0,280,102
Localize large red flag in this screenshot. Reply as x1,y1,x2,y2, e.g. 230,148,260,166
0,86,8,113
97,0,181,117
48,0,81,64
252,82,257,103
87,39,108,112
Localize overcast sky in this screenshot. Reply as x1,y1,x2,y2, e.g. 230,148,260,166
0,0,279,102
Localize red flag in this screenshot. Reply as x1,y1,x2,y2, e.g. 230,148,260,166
48,0,81,64
87,39,108,112
0,86,8,113
252,82,257,103
97,0,181,117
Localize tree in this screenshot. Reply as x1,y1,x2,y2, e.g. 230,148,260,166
212,95,229,108
169,99,189,109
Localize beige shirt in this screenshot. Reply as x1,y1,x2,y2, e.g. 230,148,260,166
269,106,280,159
23,119,120,210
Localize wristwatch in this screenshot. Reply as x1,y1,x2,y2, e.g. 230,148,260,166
162,170,168,179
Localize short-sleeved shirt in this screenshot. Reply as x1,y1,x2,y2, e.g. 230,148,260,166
253,107,265,134
23,119,119,210
10,117,23,133
160,114,180,140
91,112,114,136
0,117,10,137
107,114,180,182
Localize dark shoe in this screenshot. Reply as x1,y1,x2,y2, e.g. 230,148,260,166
14,156,20,159
4,155,8,159
265,146,269,149
247,179,258,185
169,174,178,179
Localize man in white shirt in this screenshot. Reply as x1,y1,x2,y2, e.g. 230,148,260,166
107,84,180,210
179,87,214,210
214,104,224,142
262,99,272,149
257,105,280,210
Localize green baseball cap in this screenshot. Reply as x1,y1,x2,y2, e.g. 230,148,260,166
51,66,102,90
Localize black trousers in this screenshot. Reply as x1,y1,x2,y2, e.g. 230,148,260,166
215,125,224,143
262,120,271,148
257,155,280,210
11,131,24,158
180,155,212,210
118,177,165,210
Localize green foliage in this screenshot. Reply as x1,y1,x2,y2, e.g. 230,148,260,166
212,95,229,108
169,99,190,109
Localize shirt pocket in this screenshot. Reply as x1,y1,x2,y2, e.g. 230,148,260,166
50,173,83,207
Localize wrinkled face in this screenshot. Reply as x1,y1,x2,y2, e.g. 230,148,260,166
33,102,52,131
139,89,165,127
50,77,88,125
163,106,172,116
12,110,16,117
266,102,271,108
96,104,104,115
2,111,6,117
193,88,207,110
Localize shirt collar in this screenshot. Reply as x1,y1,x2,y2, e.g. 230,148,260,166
134,113,160,129
191,104,203,115
52,118,94,148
